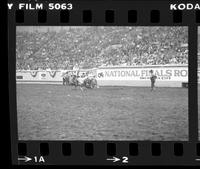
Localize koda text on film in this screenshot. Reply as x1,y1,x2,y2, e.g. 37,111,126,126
7,3,73,10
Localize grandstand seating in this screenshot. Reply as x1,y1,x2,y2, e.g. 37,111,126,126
16,27,188,70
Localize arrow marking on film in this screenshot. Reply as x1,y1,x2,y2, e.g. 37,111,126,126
106,157,120,162
18,156,32,162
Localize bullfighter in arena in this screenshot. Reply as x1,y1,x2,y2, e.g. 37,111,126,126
149,69,157,91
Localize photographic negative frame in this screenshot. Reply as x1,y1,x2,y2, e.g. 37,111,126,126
8,0,199,166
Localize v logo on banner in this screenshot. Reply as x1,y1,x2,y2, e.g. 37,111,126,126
30,71,38,77
49,71,57,78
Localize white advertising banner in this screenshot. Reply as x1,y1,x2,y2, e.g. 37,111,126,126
97,66,188,82
16,66,188,87
16,69,97,82
16,70,63,82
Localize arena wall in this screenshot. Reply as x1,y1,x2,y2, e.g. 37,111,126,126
16,65,188,87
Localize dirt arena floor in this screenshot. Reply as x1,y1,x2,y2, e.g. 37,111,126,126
17,84,188,141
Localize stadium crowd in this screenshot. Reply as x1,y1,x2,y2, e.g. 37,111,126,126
16,27,188,70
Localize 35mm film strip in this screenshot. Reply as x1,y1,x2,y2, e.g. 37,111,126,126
8,0,200,166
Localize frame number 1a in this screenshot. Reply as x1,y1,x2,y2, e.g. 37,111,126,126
34,156,45,163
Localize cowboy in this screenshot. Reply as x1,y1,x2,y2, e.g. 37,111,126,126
149,69,157,91
73,63,80,77
62,71,69,85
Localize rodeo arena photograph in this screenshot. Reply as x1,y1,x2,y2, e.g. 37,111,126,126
16,26,188,141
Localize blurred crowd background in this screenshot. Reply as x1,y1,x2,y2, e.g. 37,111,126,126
16,26,188,70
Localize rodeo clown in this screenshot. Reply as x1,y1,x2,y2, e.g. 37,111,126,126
149,69,157,91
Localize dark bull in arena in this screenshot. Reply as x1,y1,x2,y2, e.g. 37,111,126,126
62,72,98,89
